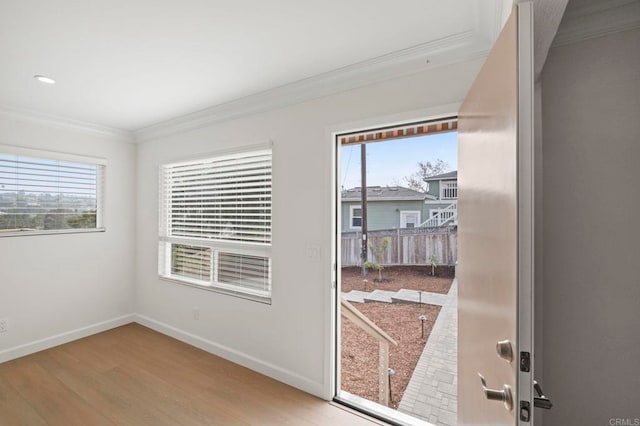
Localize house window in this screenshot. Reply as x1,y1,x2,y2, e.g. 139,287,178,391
400,210,421,229
350,205,362,229
158,147,272,303
441,181,458,199
0,146,105,237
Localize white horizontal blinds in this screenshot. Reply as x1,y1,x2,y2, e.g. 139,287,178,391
0,153,101,232
163,150,272,244
217,252,269,293
171,244,212,282
159,147,273,299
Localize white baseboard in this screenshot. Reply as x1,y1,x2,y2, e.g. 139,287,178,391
134,314,325,398
0,314,135,364
0,313,326,401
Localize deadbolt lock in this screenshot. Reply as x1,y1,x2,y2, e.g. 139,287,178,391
496,339,514,362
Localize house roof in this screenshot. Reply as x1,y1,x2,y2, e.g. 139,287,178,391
341,186,425,201
423,170,457,181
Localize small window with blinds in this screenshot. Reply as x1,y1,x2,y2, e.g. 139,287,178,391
158,147,272,302
171,244,212,282
0,147,105,237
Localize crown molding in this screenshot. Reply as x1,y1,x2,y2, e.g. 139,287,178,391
0,104,133,142
134,31,491,142
1,29,490,145
552,0,640,48
0,2,505,144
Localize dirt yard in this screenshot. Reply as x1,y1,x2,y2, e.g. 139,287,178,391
341,301,441,408
341,265,454,293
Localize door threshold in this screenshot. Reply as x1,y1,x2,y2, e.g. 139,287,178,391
334,391,434,426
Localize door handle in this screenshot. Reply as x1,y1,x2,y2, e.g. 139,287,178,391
478,373,513,411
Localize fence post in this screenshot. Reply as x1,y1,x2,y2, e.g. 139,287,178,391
444,228,449,265
396,228,401,264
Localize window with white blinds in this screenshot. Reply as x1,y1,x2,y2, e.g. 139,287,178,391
158,148,272,302
0,147,105,236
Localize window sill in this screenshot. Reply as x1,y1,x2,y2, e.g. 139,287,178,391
158,275,272,305
0,228,106,238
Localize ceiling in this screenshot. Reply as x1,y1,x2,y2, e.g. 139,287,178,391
0,0,504,133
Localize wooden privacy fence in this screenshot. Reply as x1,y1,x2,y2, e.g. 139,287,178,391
341,227,457,266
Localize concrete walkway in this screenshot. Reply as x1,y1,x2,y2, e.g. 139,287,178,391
341,288,448,306
398,279,458,426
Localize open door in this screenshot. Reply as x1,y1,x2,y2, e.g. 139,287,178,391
457,3,534,425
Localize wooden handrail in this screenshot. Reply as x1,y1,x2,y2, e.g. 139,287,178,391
341,299,397,405
341,299,397,346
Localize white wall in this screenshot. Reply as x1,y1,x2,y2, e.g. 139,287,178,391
135,58,484,398
541,28,640,425
0,117,136,360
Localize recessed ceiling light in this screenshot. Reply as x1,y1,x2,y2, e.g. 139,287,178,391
34,75,56,85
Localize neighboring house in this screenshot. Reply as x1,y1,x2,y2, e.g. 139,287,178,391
341,186,425,232
341,177,458,232
422,171,458,227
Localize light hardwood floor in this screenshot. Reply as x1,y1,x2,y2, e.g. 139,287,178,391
0,323,379,425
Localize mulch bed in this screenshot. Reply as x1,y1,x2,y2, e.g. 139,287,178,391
341,301,441,409
341,265,454,293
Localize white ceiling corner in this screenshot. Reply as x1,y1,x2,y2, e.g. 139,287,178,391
529,0,570,78
0,0,505,142
552,0,640,48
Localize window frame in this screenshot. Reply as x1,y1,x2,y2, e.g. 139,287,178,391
349,205,362,230
0,144,106,238
399,210,421,229
158,144,273,304
440,180,458,200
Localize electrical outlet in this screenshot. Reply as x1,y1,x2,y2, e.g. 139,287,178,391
0,318,8,333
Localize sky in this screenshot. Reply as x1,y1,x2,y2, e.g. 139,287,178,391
340,132,458,190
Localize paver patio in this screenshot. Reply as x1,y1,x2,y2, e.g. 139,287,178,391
340,278,457,425
398,279,458,426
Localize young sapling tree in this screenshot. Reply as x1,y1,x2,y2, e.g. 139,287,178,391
427,253,439,276
365,237,391,281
